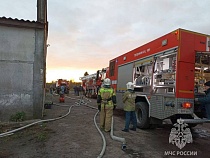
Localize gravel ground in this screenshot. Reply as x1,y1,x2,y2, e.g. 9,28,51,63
1,92,210,158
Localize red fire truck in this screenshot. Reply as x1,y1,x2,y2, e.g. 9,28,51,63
56,79,70,94
107,28,210,128
80,68,108,98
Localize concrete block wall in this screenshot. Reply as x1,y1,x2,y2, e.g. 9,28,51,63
0,25,44,121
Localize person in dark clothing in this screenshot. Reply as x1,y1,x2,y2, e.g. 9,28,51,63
49,85,53,94
73,86,78,96
195,81,210,119
76,86,80,96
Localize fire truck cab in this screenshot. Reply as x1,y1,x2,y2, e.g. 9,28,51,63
108,28,210,128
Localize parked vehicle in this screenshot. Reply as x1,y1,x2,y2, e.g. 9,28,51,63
56,79,70,94
79,68,108,98
107,28,210,128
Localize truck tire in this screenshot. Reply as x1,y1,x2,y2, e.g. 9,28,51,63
136,102,150,129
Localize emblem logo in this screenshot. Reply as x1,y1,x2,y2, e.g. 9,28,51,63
169,118,193,149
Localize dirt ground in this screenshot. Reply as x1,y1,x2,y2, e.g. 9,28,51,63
1,92,210,158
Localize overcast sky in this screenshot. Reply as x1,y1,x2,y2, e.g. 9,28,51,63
1,0,210,82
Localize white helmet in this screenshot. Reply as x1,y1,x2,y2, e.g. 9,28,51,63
103,78,111,86
126,82,134,90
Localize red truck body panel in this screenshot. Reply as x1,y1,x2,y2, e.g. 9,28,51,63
109,28,210,99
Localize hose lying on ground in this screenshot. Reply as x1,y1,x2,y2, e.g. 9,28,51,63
75,98,106,158
0,94,125,158
82,98,126,151
0,104,74,138
110,117,126,150
93,111,106,158
0,95,107,157
0,94,83,138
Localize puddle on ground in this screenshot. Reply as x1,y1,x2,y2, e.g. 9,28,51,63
124,148,145,158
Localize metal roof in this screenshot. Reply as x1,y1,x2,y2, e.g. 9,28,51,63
0,16,45,29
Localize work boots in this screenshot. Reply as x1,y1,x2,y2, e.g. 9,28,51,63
130,128,136,131
122,129,129,132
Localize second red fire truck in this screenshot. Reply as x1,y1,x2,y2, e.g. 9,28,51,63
79,68,108,98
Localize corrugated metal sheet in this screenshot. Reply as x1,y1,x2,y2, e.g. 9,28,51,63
0,16,44,29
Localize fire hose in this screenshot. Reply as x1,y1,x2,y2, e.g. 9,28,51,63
0,95,126,158
82,97,127,152
110,117,126,150
0,104,74,137
60,96,127,154
0,95,82,138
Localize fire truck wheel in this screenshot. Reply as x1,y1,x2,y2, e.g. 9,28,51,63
136,102,150,129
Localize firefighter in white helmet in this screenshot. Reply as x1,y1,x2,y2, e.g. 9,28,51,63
122,82,137,132
97,78,117,132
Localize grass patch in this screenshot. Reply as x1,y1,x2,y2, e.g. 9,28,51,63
37,132,47,141
1,123,54,143
10,111,26,122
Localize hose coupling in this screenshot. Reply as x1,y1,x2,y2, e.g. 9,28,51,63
121,143,126,151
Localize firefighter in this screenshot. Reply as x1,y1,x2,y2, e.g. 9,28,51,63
60,84,65,94
195,81,210,119
59,84,65,102
50,85,53,94
122,82,137,132
97,78,117,132
73,85,77,95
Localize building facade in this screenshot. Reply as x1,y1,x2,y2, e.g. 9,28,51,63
0,0,47,121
